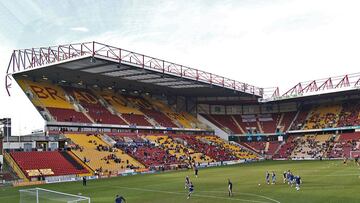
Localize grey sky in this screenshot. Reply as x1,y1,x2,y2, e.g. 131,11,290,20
1,0,359,134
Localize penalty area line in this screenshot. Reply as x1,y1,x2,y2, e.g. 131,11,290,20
117,186,279,203
200,191,280,203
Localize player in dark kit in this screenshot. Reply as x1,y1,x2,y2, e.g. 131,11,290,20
187,182,194,199
271,171,276,184
294,176,302,191
185,176,190,189
288,172,294,187
355,155,359,166
283,171,287,183
265,171,270,184
82,176,87,186
228,179,233,197
115,195,126,203
194,165,199,178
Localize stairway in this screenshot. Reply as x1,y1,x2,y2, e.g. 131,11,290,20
265,142,270,152
257,121,264,133
278,113,284,131
231,116,246,134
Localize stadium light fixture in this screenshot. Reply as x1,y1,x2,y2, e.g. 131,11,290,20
121,89,126,92
42,76,48,80
22,74,28,77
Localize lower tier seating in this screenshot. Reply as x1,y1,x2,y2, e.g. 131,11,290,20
178,135,238,161
146,135,213,164
65,134,144,175
202,136,257,159
10,151,88,178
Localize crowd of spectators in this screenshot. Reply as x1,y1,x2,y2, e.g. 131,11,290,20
291,135,328,159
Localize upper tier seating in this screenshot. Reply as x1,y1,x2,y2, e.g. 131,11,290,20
146,98,193,128
259,114,280,133
233,115,260,134
63,87,127,125
304,104,342,130
47,107,91,123
279,112,297,132
141,108,177,127
125,96,177,127
338,101,360,127
201,114,242,134
121,114,151,126
17,79,73,109
10,151,88,178
17,79,91,123
290,110,309,130
66,134,144,174
97,90,144,115
181,112,204,129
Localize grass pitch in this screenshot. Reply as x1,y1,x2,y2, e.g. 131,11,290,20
1,160,360,203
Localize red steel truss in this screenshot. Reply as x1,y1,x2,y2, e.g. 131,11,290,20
5,41,263,97
269,73,360,99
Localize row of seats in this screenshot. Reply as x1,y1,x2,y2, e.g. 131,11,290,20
10,151,88,178
242,132,360,159
240,141,280,156
303,104,342,130
65,134,144,175
146,135,213,164
204,101,359,134
178,135,238,161
201,136,257,159
203,113,297,134
17,79,197,128
291,102,360,130
63,87,128,125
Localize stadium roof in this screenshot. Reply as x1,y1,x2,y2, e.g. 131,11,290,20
5,42,263,97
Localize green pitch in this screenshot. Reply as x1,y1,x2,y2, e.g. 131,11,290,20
1,160,360,203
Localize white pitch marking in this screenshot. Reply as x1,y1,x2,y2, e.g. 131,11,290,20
117,186,279,203
200,191,280,203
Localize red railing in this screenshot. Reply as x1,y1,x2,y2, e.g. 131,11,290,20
5,41,263,97
263,73,360,101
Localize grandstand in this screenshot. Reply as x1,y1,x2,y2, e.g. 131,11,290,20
2,42,360,190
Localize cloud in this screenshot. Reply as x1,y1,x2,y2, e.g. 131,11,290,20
70,27,89,32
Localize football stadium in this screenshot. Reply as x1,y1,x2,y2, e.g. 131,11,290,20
0,41,359,203
1,1,360,203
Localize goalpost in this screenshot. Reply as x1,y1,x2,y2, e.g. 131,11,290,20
19,188,91,203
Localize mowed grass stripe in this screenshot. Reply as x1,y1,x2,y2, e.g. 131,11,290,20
0,160,359,202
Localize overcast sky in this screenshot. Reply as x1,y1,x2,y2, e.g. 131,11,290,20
1,0,360,135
